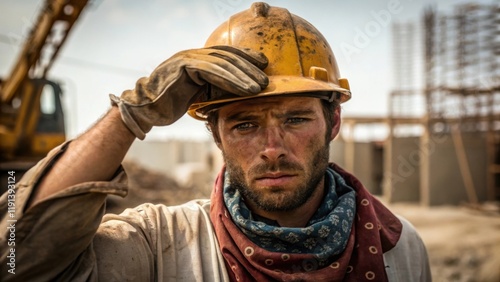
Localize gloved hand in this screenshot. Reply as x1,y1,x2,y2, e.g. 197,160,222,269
110,45,268,140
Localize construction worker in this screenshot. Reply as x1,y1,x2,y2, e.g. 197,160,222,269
0,2,431,281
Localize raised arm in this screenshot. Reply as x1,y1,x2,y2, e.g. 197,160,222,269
27,106,135,208
1,45,268,281
26,46,269,209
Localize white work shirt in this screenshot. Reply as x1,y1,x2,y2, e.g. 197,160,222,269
93,200,430,281
0,142,431,281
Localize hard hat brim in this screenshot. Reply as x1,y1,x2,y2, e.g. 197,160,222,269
187,75,351,120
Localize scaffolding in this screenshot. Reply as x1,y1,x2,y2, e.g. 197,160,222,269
340,2,499,205
421,3,500,202
384,2,500,205
390,22,421,119
389,21,424,139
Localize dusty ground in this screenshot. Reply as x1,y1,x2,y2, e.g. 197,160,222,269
110,162,500,281
390,202,500,282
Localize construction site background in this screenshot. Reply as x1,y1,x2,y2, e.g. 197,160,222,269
118,2,500,281
0,1,498,281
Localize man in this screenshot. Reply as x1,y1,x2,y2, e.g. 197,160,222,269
0,2,430,281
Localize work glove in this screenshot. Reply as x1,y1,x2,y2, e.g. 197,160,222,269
110,45,269,140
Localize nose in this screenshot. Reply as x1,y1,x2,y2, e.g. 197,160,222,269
260,126,286,162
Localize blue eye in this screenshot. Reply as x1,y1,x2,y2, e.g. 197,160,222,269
235,122,255,131
287,117,306,124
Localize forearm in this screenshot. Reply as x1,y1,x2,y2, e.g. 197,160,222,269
27,106,135,208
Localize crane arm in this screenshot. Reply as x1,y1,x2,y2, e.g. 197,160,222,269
0,0,89,103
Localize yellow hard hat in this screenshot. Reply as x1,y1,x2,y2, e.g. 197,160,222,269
188,2,351,120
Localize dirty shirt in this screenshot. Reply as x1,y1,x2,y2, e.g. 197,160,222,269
0,142,431,281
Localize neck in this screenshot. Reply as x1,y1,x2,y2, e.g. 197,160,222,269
246,178,326,227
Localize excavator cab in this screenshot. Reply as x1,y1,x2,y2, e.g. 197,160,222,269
0,77,65,163
0,0,88,192
34,79,66,152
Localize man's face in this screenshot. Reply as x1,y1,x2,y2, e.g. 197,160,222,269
216,96,335,212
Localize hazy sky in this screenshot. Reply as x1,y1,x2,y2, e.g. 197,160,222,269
0,0,495,140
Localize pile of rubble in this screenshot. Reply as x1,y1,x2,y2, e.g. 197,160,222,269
105,161,212,214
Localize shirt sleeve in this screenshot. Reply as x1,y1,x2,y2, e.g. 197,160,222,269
0,141,128,281
383,216,432,282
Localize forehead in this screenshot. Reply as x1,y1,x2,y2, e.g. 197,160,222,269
217,96,323,118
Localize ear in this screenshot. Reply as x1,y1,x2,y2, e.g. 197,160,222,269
213,130,224,152
214,139,223,151
329,106,341,142
206,122,223,150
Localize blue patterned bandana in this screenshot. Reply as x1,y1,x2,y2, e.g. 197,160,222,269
224,168,356,261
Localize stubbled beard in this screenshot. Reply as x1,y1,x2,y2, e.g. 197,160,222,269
224,144,330,212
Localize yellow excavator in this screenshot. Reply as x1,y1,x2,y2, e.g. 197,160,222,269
0,0,89,190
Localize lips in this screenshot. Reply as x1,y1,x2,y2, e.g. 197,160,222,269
255,172,297,187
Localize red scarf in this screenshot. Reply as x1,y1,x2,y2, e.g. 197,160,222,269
210,163,402,281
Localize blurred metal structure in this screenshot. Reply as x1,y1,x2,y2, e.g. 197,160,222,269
390,22,421,120
341,2,499,206
421,3,500,204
